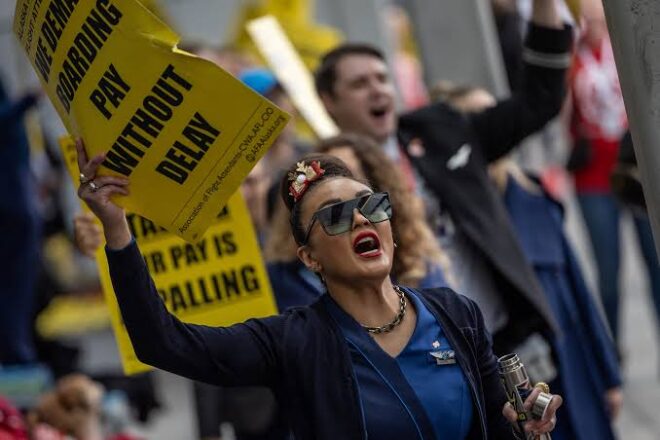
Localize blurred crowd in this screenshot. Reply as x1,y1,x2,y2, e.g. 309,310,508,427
1,0,658,439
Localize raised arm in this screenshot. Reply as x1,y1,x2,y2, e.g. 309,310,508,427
470,0,572,163
530,0,561,29
105,237,282,386
75,140,282,387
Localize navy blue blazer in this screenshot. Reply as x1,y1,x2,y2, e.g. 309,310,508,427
107,240,518,439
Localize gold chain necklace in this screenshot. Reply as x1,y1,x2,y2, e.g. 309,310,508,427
361,286,407,334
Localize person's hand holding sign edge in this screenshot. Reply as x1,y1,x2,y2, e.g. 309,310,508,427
76,139,132,250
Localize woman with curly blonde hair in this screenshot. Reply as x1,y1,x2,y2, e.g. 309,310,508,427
264,133,451,310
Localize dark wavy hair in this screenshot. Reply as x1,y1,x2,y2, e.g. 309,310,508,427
279,154,357,245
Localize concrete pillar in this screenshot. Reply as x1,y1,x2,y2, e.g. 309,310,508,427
404,0,510,97
602,0,660,259
316,0,392,49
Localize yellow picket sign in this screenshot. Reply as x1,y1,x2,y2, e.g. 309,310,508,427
14,0,290,242
59,136,278,375
231,1,342,72
261,0,311,23
248,16,339,139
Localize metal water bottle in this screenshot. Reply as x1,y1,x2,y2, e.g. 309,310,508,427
498,353,554,440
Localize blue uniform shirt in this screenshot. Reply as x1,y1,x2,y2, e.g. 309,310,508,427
398,291,474,439
326,288,473,439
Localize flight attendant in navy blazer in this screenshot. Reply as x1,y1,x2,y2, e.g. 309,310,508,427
75,141,562,440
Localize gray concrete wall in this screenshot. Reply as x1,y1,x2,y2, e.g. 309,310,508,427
404,0,509,97
0,1,34,92
316,0,391,48
158,0,243,45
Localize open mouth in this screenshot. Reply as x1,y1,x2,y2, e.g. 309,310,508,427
353,232,382,258
369,106,389,120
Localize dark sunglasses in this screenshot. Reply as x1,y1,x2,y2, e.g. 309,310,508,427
302,192,392,244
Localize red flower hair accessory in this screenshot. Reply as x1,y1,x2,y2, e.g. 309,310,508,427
288,161,325,202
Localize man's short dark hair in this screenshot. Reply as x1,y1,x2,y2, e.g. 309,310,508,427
314,43,385,97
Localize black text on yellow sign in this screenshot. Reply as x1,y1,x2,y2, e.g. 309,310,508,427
15,0,290,242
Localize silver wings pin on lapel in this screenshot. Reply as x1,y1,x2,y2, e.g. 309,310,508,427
430,349,457,365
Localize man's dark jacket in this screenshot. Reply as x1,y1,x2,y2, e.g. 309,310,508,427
398,24,573,352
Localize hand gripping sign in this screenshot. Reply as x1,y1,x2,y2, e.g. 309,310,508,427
59,136,278,375
14,0,290,242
